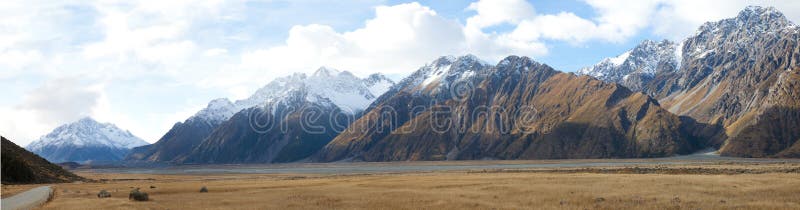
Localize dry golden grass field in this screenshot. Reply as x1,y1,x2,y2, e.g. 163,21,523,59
3,161,800,209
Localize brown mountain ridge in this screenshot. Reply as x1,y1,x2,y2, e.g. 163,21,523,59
315,56,711,162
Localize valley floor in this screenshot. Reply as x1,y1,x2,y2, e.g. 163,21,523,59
3,161,800,209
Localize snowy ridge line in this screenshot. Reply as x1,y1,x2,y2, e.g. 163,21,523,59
187,66,395,126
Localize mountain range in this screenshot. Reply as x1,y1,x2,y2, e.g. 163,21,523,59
315,55,703,161
24,6,800,163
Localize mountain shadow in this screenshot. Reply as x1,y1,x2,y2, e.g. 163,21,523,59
179,101,354,164
722,106,800,158
2,136,85,184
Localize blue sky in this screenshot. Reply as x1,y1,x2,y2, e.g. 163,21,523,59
1,0,799,146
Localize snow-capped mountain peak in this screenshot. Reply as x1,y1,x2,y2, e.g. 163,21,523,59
578,39,678,90
411,54,491,88
312,66,342,78
190,98,237,124
364,73,394,96
608,50,631,66
735,6,791,29
27,117,148,151
420,57,455,86
185,67,396,125
694,6,791,37
305,68,384,111
688,6,796,57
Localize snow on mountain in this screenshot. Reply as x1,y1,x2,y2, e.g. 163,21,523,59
364,73,394,97
392,54,491,94
578,6,797,94
688,6,795,59
696,6,792,36
420,56,455,87
188,98,238,125
304,67,377,111
577,39,679,91
609,51,631,66
166,68,395,164
361,54,493,114
27,117,148,151
26,117,149,163
188,67,396,124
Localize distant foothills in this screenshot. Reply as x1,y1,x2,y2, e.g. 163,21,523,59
22,6,800,165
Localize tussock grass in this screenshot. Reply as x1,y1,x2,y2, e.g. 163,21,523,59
9,162,799,209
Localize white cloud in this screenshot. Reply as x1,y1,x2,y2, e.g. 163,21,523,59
582,0,661,41
463,27,548,61
0,108,46,146
21,78,102,123
469,0,660,45
204,48,228,57
237,2,540,78
0,50,42,78
465,0,536,29
509,12,599,44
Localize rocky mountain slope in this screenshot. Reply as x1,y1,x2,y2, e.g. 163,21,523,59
579,6,800,157
315,55,703,162
2,136,84,184
26,117,148,163
129,67,394,163
721,66,800,157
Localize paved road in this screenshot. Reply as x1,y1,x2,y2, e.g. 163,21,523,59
1,186,53,210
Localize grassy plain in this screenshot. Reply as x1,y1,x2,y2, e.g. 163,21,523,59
3,161,799,209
